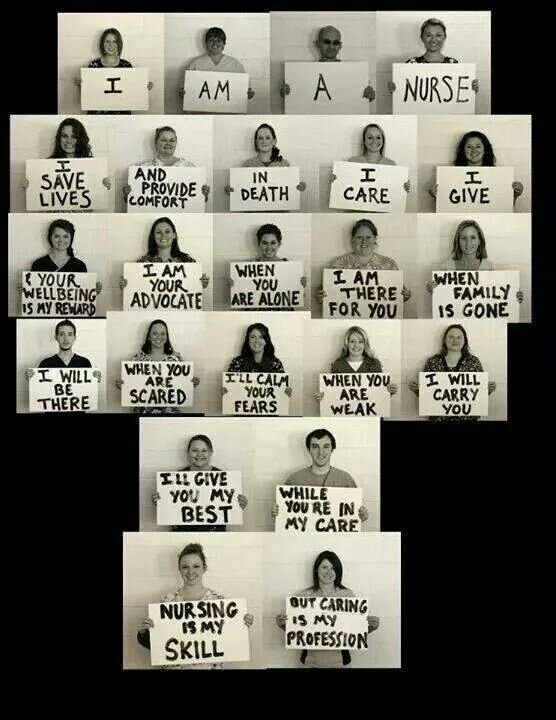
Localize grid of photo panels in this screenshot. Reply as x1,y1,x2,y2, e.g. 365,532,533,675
10,11,531,670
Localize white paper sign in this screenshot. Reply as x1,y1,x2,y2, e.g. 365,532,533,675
436,167,515,213
156,470,243,526
184,70,249,113
127,165,206,213
230,261,304,309
284,62,370,114
419,371,489,417
148,598,250,666
322,268,403,319
21,271,98,317
432,270,520,322
123,262,203,311
25,158,108,212
319,373,391,417
329,161,408,213
29,366,99,412
229,167,301,212
80,68,149,111
275,485,363,533
285,595,369,650
392,63,476,114
121,361,194,408
222,372,290,415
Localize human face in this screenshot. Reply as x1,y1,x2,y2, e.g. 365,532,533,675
155,131,177,158
444,327,465,353
351,226,377,255
421,24,446,53
464,136,485,166
60,125,77,157
179,554,205,586
206,34,225,56
317,27,342,61
103,33,119,56
347,332,365,359
258,233,280,259
148,322,167,351
50,226,72,253
458,225,480,256
153,221,176,251
309,436,334,467
255,128,276,154
248,328,266,355
317,559,336,585
56,325,76,351
188,440,212,469
364,127,384,154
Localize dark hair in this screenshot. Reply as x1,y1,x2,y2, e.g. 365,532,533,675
146,217,193,261
441,324,470,357
254,123,282,164
50,118,92,159
154,126,177,144
240,323,276,360
141,319,174,355
361,123,386,157
187,435,214,453
311,550,346,591
351,218,378,238
205,27,226,44
454,131,496,167
99,28,123,56
305,428,337,451
451,220,488,260
47,219,76,257
256,223,282,245
420,18,447,37
55,319,77,336
178,543,207,571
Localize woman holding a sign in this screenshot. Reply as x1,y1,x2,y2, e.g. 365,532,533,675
275,550,379,668
137,543,254,669
225,323,291,381
408,323,497,422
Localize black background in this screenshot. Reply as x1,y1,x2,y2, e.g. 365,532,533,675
6,2,545,714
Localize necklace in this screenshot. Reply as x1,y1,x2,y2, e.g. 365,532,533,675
320,468,332,486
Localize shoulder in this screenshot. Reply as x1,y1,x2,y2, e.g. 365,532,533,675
330,467,356,487
375,253,397,269
137,254,153,263
465,354,483,369
330,358,345,372
119,59,133,67
71,257,87,272
295,587,316,597
444,57,459,64
203,588,225,600
439,258,456,270
329,253,352,269
381,157,396,166
242,156,260,167
162,589,182,602
132,351,148,361
337,587,355,597
174,158,196,167
223,55,245,73
38,355,56,368
285,468,308,485
31,255,49,270
273,159,289,167
406,57,422,63
481,259,495,270
347,155,365,163
171,351,183,361
88,58,102,67
74,354,92,367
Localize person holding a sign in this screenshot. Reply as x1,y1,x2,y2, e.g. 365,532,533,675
137,543,254,669
223,322,291,390
316,218,411,304
429,131,523,202
409,323,496,422
25,318,101,377
275,550,379,668
152,434,248,532
115,319,200,416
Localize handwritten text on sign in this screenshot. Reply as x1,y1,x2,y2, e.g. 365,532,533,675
148,599,250,666
156,470,243,526
284,62,370,115
222,372,290,415
229,167,301,212
329,161,408,213
432,270,520,322
80,68,149,111
392,63,476,114
21,271,97,317
29,367,99,412
419,371,489,417
275,485,362,533
323,268,403,319
436,167,515,213
319,373,391,417
230,261,304,309
285,596,369,650
127,166,206,213
121,361,194,407
184,70,249,114
123,262,203,311
25,159,108,212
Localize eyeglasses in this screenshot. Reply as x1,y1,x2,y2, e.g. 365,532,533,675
321,39,342,45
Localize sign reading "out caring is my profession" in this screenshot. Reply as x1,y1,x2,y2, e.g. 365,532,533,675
285,595,369,650
229,167,301,212
127,166,206,213
329,161,408,213
80,68,149,111
284,62,370,114
183,70,249,113
25,159,108,212
392,63,476,114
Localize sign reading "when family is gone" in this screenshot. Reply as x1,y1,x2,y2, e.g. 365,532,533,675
80,68,149,111
229,167,301,212
156,470,243,526
123,262,204,311
436,167,515,213
419,371,489,417
230,261,304,309
284,62,370,114
329,161,408,213
127,166,206,213
285,595,369,650
148,599,250,666
29,367,99,412
21,271,98,317
319,373,392,417
222,372,290,415
432,270,520,322
275,485,363,533
322,268,403,319
121,361,194,408
26,158,108,212
183,70,249,113
392,63,476,114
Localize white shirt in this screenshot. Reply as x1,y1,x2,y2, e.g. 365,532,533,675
187,54,245,74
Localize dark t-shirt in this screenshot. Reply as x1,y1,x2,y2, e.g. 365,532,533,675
38,353,92,368
31,255,88,272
